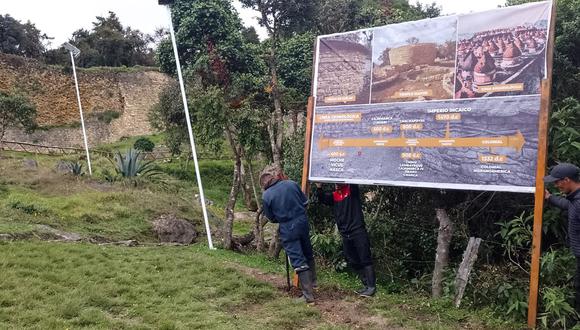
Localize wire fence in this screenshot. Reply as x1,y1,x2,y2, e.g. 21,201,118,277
0,140,229,161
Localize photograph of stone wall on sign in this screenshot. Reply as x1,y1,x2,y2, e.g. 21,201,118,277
315,31,373,107
455,1,550,99
370,16,457,103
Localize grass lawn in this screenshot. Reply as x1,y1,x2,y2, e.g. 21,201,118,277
0,241,319,329
0,151,522,329
0,241,521,330
0,151,204,242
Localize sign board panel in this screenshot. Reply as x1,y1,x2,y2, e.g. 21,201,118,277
308,1,552,193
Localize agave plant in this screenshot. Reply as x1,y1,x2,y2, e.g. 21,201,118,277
112,149,164,183
69,161,84,176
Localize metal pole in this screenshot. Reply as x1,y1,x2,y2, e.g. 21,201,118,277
69,52,93,175
166,7,214,249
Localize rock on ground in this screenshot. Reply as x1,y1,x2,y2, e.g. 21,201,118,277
152,214,197,244
22,158,38,170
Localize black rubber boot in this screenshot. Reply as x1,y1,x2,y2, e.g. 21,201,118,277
307,259,318,289
358,265,376,297
354,268,367,294
297,270,315,303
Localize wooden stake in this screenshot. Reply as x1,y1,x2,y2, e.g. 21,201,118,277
454,237,482,308
527,2,557,328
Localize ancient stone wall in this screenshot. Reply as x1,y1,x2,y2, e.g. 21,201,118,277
316,48,371,103
389,43,438,66
0,53,172,147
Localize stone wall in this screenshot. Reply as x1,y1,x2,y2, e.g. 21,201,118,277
0,53,172,147
389,43,438,66
316,41,372,105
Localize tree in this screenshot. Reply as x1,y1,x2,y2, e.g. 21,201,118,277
277,32,315,132
239,0,316,171
154,0,266,250
44,12,154,68
0,14,47,58
0,91,37,146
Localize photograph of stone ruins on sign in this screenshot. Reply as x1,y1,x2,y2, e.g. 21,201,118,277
371,17,457,103
455,2,550,99
316,31,373,106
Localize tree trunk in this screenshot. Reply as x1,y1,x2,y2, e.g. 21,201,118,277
240,161,257,211
291,110,299,134
266,122,281,169
254,209,268,252
223,128,243,250
247,160,260,206
268,228,282,259
223,155,241,250
265,44,284,171
432,208,454,298
270,63,284,165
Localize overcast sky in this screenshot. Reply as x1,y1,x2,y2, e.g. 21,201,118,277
0,0,508,49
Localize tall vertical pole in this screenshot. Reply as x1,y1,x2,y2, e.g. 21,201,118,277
301,40,320,194
166,7,214,249
69,52,92,176
527,1,557,328
300,96,314,193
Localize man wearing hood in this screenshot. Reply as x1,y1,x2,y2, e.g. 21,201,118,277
260,166,316,303
544,163,580,312
315,183,376,297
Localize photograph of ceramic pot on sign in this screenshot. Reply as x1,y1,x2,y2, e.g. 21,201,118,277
455,1,550,99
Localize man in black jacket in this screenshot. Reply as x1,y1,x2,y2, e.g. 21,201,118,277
315,183,376,297
544,163,580,312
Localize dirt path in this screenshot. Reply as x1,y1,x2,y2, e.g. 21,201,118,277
228,262,404,329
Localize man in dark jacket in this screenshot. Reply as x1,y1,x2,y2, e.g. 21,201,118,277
544,163,580,311
260,168,315,303
315,183,376,297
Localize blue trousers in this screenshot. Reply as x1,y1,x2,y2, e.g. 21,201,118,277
279,218,314,271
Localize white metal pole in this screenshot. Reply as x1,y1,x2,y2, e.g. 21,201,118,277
69,52,93,176
166,7,215,249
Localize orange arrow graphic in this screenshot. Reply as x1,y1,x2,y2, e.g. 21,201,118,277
319,130,525,152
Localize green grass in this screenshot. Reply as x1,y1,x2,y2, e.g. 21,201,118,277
159,159,250,211
192,245,522,330
0,150,523,329
233,218,254,236
0,241,319,329
0,151,203,242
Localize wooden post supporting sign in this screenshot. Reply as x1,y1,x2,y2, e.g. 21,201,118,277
527,1,557,328
301,96,315,193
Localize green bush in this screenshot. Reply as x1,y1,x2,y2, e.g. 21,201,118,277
310,231,345,270
133,137,155,152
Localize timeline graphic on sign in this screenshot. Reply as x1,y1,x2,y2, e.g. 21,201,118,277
308,1,551,193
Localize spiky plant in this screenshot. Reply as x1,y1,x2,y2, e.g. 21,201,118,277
112,149,164,184
69,161,84,176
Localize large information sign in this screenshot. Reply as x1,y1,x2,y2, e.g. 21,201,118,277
309,1,552,193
